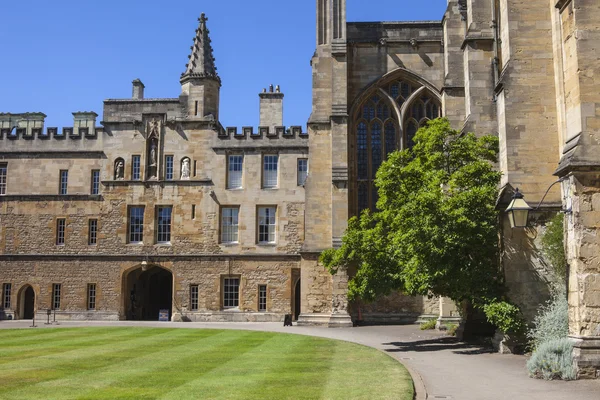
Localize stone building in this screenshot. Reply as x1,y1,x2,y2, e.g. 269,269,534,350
1,0,599,376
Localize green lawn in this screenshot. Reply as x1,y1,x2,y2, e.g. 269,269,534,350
0,328,413,400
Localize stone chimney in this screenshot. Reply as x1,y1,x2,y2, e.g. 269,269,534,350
259,84,284,130
132,79,145,100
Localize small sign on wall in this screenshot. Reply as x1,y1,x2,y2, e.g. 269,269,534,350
159,309,170,322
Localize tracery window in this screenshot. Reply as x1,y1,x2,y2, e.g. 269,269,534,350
353,77,442,214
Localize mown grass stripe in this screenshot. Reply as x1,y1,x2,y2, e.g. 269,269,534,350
0,328,194,393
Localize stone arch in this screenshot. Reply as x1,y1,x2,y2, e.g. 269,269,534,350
121,263,174,321
17,284,35,320
349,68,443,216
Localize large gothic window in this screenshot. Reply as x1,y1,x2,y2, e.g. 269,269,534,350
353,77,442,215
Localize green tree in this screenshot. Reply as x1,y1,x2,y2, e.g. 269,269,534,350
321,118,504,306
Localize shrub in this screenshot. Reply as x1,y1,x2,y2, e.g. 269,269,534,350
445,323,458,336
526,338,576,380
483,301,526,335
528,288,568,349
420,319,437,330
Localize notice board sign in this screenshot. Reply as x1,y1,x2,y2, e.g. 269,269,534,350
159,309,170,322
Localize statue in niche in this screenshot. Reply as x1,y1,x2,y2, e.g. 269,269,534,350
149,143,157,167
181,158,191,180
115,159,124,180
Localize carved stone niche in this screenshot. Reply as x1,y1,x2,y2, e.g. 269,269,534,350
114,158,125,180
180,157,191,180
145,117,162,180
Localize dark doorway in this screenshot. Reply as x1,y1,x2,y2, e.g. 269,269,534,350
20,285,35,319
125,266,173,321
294,279,301,321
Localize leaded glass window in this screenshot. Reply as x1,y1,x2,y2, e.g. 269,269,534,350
223,277,240,308
156,206,172,244
221,207,239,243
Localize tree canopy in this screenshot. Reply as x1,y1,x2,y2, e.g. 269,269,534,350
321,118,504,306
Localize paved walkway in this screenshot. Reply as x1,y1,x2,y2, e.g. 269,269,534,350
1,320,599,400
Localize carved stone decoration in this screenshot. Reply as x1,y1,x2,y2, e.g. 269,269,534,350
146,118,162,180
114,158,125,180
181,158,191,180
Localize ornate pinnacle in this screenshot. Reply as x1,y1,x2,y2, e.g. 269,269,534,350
181,13,220,86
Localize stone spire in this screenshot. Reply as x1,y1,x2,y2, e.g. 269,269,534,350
180,13,220,86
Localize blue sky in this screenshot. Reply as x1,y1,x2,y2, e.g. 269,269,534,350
0,1,447,129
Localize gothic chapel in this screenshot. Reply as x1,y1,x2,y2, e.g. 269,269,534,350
1,0,600,377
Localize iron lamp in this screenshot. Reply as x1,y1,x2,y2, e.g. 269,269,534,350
505,188,532,228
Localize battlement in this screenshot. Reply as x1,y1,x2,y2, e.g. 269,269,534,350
0,111,101,141
220,125,307,140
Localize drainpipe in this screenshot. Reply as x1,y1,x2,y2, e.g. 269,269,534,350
491,0,500,86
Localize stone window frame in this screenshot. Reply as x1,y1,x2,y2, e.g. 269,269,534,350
127,206,145,244
88,219,98,246
222,276,241,309
155,205,173,244
59,170,68,195
226,154,244,190
91,169,100,195
164,155,174,181
220,206,240,244
350,73,442,216
258,284,267,312
131,155,141,181
52,283,62,310
2,283,11,309
297,158,308,186
257,205,277,245
262,154,279,189
56,218,66,246
87,283,96,311
0,162,7,195
190,285,199,311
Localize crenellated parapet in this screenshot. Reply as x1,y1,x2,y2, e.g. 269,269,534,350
221,125,307,140
0,112,103,142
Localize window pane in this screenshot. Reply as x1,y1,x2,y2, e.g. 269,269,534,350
357,122,368,180
385,122,396,158
87,284,96,310
165,156,174,180
56,219,66,245
263,155,278,188
3,283,11,309
0,163,7,195
157,206,172,243
52,284,61,309
91,170,100,195
190,285,199,311
371,122,382,179
88,219,98,245
258,207,276,243
223,278,240,308
258,285,267,312
132,156,141,181
358,183,368,215
59,170,68,195
221,207,239,243
228,155,243,189
128,207,144,243
297,159,308,186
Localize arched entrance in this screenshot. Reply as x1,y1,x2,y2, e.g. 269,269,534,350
18,285,35,320
294,279,301,321
124,265,173,321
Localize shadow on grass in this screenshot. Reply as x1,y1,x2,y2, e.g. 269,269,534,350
382,336,494,355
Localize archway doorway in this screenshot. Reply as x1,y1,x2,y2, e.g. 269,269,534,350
18,285,35,320
294,279,301,321
124,266,173,321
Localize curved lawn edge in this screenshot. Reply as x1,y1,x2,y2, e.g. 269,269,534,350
0,326,416,400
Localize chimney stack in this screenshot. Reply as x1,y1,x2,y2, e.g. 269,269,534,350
259,84,284,130
132,79,145,100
